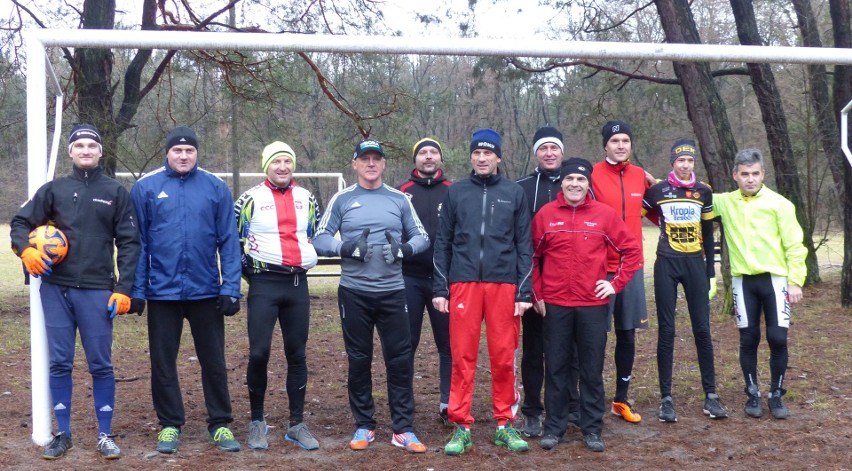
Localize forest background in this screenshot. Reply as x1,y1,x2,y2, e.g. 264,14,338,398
1,0,851,305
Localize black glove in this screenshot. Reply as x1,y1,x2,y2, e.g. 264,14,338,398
128,298,147,316
216,295,241,316
339,228,372,262
382,230,413,264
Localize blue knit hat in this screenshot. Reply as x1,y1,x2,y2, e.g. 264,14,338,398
470,128,502,157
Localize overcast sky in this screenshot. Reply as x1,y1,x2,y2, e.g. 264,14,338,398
379,0,564,39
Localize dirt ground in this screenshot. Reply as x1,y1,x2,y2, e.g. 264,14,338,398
1,274,851,471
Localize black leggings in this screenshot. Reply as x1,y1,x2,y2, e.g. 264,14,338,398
404,275,451,407
733,273,789,392
654,256,716,397
246,271,310,424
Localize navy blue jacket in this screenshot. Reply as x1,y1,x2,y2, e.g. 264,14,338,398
130,163,241,300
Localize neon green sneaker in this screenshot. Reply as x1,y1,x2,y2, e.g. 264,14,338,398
156,427,180,454
444,425,472,456
495,425,528,452
209,426,240,452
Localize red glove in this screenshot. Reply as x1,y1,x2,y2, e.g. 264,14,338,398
107,293,131,318
21,247,52,277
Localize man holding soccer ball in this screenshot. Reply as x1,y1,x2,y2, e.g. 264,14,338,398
10,123,141,460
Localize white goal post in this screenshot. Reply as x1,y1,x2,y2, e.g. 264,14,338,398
24,28,852,446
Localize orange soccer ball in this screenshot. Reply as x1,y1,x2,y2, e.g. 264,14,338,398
28,225,69,265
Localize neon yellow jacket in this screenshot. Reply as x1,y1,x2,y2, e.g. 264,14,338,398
714,185,807,287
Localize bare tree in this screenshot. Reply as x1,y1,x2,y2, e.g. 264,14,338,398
653,0,741,313
731,0,820,284
827,0,852,306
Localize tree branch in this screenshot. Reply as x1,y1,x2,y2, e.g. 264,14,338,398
583,0,656,34
297,51,398,138
506,58,749,85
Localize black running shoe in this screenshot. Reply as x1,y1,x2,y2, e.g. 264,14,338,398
744,385,763,418
439,408,450,426
43,432,73,460
703,393,728,419
521,413,542,438
768,389,789,419
583,433,605,452
540,434,560,450
659,396,677,423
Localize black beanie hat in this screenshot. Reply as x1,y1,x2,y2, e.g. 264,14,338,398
532,126,564,153
412,138,443,162
601,120,632,148
68,123,102,147
166,126,199,151
563,157,593,184
470,128,502,158
670,138,697,165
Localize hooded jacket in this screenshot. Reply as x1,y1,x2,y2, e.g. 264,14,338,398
432,170,533,302
10,165,140,294
397,168,452,278
130,162,241,300
532,191,642,307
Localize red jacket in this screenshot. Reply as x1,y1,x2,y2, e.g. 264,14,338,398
532,192,642,307
592,160,649,271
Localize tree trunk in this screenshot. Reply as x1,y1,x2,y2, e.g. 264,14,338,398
654,0,740,314
790,0,847,209
74,0,117,175
733,0,819,284
828,0,852,306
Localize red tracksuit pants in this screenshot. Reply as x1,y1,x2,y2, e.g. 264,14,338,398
447,282,520,427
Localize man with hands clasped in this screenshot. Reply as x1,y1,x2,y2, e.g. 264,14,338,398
10,123,141,460
313,138,430,453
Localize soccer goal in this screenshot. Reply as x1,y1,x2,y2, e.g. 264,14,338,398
23,27,852,446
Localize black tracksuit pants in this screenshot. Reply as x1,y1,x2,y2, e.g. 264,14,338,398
654,256,717,398
246,271,310,424
521,307,579,420
543,303,608,437
148,298,233,432
404,275,451,407
338,286,415,433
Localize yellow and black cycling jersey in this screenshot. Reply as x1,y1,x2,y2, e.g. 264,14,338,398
643,181,714,257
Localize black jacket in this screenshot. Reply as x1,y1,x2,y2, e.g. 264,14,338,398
10,165,140,294
397,169,452,279
516,161,594,216
432,170,533,302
